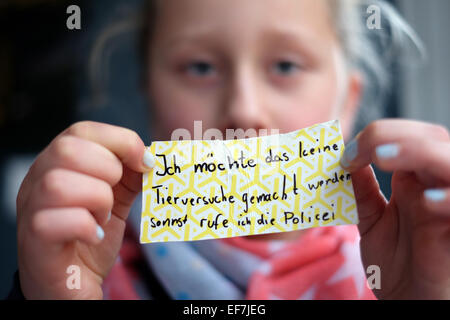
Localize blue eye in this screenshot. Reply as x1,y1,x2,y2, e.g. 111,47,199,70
186,61,215,76
273,61,299,75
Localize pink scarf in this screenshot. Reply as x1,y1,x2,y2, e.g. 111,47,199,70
103,224,375,300
224,226,376,299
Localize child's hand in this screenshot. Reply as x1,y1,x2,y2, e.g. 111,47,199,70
16,121,153,299
341,119,450,299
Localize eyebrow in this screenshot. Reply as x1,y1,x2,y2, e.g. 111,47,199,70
161,27,216,50
161,23,330,58
261,26,327,55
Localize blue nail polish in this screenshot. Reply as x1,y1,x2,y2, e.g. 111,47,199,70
424,189,446,202
143,150,155,169
340,155,350,168
96,225,105,240
376,144,399,159
341,139,358,167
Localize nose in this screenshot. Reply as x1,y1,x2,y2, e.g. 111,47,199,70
219,65,271,138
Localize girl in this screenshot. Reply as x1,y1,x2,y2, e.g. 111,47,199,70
14,0,450,299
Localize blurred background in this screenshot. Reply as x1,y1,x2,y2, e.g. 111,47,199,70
0,0,449,297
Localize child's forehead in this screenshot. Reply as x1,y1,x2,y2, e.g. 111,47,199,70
152,0,336,45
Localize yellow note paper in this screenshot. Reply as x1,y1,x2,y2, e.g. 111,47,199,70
140,119,358,243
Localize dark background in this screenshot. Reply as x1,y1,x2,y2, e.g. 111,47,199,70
1,0,151,296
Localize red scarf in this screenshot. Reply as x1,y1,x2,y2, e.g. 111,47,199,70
103,225,376,300
224,225,376,299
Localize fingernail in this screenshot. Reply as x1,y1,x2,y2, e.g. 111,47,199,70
96,225,105,241
341,139,358,168
106,211,111,223
376,144,399,159
424,189,446,202
143,149,155,169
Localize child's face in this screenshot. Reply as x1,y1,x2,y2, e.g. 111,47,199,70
147,0,361,141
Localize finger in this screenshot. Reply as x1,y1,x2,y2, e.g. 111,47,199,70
340,119,449,171
17,122,155,219
63,121,155,173
30,168,113,225
31,135,123,187
423,188,450,215
372,139,450,183
350,165,388,237
111,166,142,221
30,207,104,245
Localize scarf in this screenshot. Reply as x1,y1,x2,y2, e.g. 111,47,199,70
101,195,376,300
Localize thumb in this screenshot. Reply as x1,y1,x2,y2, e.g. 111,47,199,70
350,165,388,237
